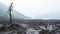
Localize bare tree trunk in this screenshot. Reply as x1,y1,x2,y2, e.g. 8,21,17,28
9,3,13,23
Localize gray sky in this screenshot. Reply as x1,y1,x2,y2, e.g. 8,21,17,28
0,0,60,19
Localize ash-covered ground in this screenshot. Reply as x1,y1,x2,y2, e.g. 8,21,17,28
0,19,60,34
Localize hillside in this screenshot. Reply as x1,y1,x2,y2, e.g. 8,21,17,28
0,3,30,19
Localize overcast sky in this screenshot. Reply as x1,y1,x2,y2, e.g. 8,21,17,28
0,0,60,19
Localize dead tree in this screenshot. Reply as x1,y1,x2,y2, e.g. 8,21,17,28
9,3,13,23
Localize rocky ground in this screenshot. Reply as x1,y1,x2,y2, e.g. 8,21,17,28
0,19,60,34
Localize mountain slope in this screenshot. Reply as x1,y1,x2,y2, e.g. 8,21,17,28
0,3,30,19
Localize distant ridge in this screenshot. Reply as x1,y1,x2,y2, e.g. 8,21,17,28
37,11,60,19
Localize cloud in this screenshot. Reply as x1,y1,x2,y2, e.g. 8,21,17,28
0,0,60,19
